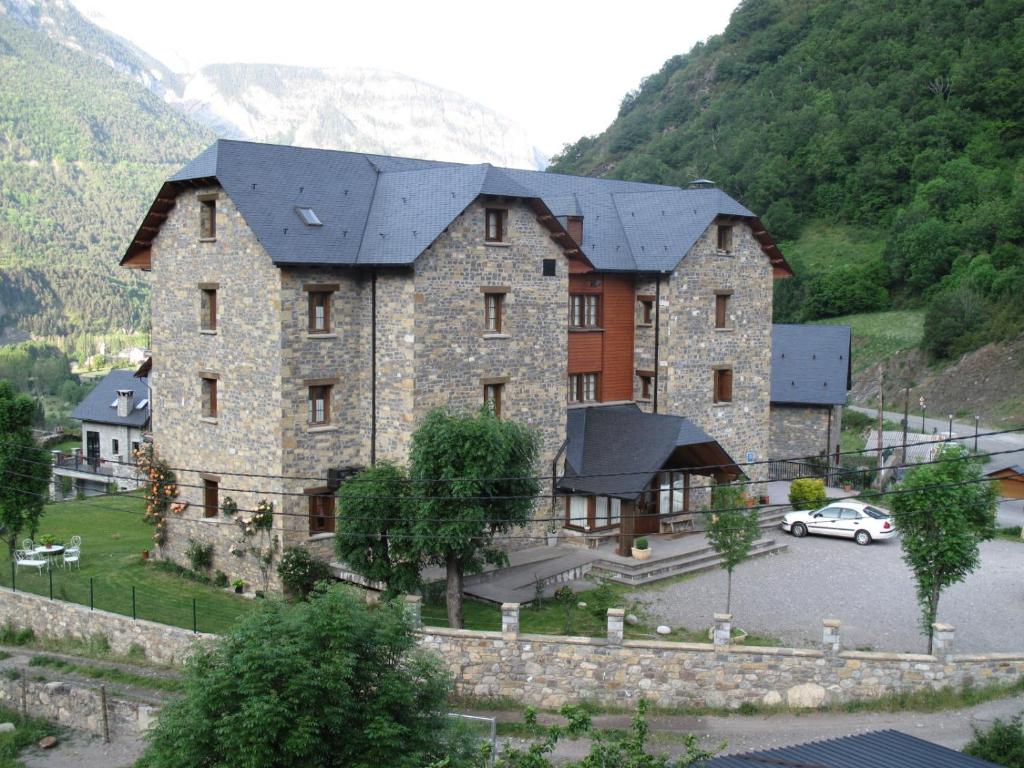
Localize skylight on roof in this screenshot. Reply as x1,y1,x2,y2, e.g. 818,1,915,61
295,207,322,226
135,399,149,411
110,398,118,408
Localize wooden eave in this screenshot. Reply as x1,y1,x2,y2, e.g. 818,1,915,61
748,216,794,279
524,197,596,270
120,177,216,270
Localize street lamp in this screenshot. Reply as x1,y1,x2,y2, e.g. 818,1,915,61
948,414,954,440
974,415,980,452
919,397,927,433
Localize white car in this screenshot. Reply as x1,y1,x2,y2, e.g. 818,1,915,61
781,500,895,545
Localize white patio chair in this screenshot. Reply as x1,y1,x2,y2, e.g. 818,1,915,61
14,549,46,575
68,535,81,552
62,547,80,570
21,539,34,554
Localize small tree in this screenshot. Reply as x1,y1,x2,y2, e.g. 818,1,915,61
788,477,826,508
0,381,51,556
705,482,761,614
139,586,476,768
335,461,422,597
409,408,539,629
890,443,997,653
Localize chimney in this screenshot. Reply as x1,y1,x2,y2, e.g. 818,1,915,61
566,215,584,247
117,389,134,418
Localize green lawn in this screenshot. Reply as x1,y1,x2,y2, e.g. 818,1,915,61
812,310,924,373
0,494,258,634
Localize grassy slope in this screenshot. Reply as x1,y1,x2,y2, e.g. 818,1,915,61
777,220,886,277
812,310,924,374
0,494,257,634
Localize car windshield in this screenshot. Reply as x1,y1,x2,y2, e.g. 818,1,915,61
862,506,890,519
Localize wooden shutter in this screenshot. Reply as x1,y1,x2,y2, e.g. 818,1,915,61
715,294,727,328
204,479,218,517
715,368,733,403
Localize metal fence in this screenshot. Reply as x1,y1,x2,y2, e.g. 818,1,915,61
448,713,497,766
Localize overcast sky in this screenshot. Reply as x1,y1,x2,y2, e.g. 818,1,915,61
71,0,740,154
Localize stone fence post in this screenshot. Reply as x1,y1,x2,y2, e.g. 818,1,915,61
713,613,732,647
403,595,422,630
822,618,841,655
501,603,520,641
607,608,624,646
932,623,955,658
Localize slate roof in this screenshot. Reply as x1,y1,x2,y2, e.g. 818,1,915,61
70,369,150,428
987,464,1024,477
559,404,740,500
702,729,1001,768
771,324,852,406
125,139,789,274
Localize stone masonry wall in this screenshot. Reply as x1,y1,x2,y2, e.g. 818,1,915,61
648,220,773,493
769,404,842,461
149,184,285,591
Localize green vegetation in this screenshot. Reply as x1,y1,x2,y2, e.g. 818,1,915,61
549,0,1024,362
813,310,924,374
0,10,211,345
0,381,51,556
965,714,1024,767
705,482,760,614
788,478,826,509
26,654,182,692
0,493,257,634
138,587,478,768
276,546,332,598
0,705,53,768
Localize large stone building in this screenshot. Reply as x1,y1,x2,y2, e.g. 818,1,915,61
121,139,791,586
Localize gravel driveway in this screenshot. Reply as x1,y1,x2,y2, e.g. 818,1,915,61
634,533,1023,654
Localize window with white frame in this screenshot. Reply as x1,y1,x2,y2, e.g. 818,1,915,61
569,496,589,529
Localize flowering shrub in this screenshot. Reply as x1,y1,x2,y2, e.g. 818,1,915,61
134,444,178,547
233,499,278,593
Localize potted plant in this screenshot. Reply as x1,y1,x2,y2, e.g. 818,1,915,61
631,537,651,561
758,494,770,505
232,578,245,595
38,534,57,548
546,524,560,547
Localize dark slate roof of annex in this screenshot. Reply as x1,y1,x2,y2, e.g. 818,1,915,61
70,369,150,428
702,729,1001,768
771,323,852,406
143,139,777,273
559,404,740,500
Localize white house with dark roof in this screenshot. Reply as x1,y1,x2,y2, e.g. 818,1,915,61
769,324,852,465
52,369,150,498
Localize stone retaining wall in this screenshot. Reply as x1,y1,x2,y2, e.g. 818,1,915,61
411,600,1024,710
0,588,215,665
0,675,157,739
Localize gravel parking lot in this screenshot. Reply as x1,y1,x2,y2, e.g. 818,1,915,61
635,532,1023,654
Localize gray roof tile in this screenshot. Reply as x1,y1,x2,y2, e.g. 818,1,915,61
139,139,777,273
771,324,852,406
70,369,150,428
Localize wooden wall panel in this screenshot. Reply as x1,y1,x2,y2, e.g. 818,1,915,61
568,332,602,373
601,275,636,401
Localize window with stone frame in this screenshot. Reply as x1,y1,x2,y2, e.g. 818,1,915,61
306,286,335,334
713,367,733,403
483,382,504,418
199,285,217,331
716,224,733,253
714,290,733,329
638,296,654,326
201,375,218,418
308,385,331,425
569,294,600,328
485,208,506,242
111,438,119,456
484,292,503,333
637,371,654,401
199,197,216,240
568,372,599,403
307,488,336,534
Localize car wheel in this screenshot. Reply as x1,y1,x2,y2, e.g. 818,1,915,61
855,530,871,546
791,522,807,538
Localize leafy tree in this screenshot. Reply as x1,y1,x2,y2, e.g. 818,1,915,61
705,483,761,614
890,444,997,653
409,408,539,629
964,715,1024,768
139,586,476,768
334,462,422,598
0,381,51,556
276,546,332,599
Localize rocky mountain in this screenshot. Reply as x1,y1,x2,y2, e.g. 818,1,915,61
11,0,546,169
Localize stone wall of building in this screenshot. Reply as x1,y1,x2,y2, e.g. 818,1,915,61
148,183,286,590
0,588,214,665
417,605,1023,710
769,404,842,461
650,220,774,492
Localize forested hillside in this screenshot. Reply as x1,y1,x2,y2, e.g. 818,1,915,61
0,8,211,344
550,0,1024,361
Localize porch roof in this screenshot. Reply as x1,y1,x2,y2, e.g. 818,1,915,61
558,404,742,501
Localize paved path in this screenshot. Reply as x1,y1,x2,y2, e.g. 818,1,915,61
634,534,1024,653
489,690,1024,760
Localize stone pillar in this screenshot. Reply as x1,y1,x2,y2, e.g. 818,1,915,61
713,613,732,647
932,623,955,658
50,452,62,501
403,595,422,630
607,608,625,646
822,618,841,655
501,603,520,641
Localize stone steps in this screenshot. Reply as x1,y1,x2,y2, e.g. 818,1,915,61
588,538,788,587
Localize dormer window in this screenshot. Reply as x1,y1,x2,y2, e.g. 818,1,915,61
485,208,506,243
199,195,217,240
716,225,733,254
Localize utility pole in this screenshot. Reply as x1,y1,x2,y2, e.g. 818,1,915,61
901,387,909,467
876,371,885,486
